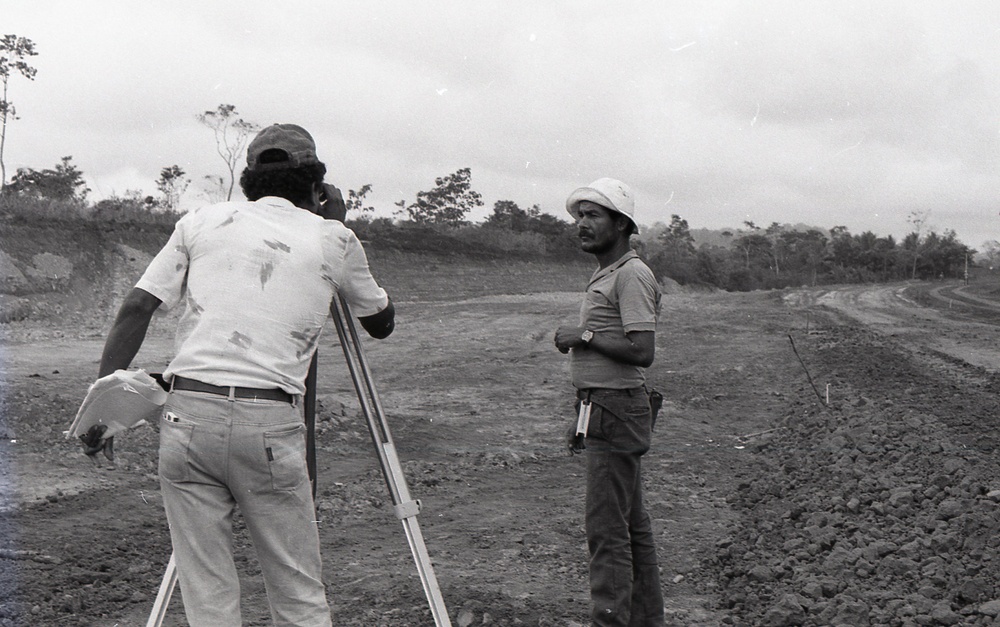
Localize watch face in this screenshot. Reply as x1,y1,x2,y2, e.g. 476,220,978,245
581,330,594,343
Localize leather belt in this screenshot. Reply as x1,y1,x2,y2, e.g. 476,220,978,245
577,386,646,400
171,376,293,404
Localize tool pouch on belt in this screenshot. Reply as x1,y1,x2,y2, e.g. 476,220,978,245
648,388,664,431
575,389,654,453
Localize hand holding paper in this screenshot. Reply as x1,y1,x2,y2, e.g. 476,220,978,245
68,369,169,462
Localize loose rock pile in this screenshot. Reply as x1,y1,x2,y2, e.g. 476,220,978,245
715,394,1000,626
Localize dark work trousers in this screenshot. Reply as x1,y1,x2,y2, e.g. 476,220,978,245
582,388,665,627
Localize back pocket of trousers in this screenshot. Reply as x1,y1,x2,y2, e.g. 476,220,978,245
159,413,195,483
263,424,307,491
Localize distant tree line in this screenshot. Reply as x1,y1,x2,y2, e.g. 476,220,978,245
0,151,584,254
638,215,977,291
1,150,982,289
0,147,981,290
346,166,582,256
0,51,980,289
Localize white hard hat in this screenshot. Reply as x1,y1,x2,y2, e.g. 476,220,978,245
565,178,638,233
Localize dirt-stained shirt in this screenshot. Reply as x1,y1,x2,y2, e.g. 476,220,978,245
570,250,661,390
135,196,388,395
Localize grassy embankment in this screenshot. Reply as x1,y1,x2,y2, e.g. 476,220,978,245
0,200,593,325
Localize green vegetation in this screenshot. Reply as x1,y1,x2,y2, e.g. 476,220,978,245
5,155,89,202
0,86,978,290
638,216,977,290
0,187,182,227
0,177,976,291
396,167,483,227
0,165,980,291
155,165,190,213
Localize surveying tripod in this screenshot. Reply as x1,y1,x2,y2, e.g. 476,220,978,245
145,294,452,627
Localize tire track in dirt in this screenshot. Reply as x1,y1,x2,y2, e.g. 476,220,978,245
785,281,1000,377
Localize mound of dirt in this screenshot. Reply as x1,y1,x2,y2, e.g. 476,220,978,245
715,322,1000,626
0,220,169,328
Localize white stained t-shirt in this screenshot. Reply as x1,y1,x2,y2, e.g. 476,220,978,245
136,196,388,395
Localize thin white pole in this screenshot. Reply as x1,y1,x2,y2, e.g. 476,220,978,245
145,552,177,627
331,294,453,626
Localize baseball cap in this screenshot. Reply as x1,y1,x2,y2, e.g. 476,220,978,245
566,178,638,233
246,123,320,171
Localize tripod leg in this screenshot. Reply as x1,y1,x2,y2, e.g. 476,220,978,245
304,352,319,500
331,295,452,627
146,551,178,627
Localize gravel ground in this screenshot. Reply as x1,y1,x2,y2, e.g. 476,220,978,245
4,221,1000,626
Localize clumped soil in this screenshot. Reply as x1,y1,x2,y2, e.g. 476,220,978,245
716,321,1000,626
4,220,1000,625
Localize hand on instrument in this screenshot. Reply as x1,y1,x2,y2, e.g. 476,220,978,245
317,183,347,222
80,424,115,464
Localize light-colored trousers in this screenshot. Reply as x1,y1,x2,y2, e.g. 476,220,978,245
158,390,331,627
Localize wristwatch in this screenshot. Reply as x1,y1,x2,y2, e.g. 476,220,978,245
580,329,594,344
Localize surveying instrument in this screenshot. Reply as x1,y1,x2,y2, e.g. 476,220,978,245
145,293,453,626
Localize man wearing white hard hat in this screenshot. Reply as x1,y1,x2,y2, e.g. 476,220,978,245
554,178,665,626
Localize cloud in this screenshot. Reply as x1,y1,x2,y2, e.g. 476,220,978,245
4,0,1000,247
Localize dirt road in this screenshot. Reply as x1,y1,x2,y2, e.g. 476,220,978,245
3,277,1000,625
784,281,1000,372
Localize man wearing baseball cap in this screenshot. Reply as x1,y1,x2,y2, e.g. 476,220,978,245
554,178,665,626
89,123,394,626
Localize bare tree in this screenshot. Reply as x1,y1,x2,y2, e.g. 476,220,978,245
0,34,38,192
196,104,258,200
906,210,930,279
199,174,228,204
981,240,1000,269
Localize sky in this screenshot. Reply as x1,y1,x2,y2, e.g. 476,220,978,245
4,1,1000,248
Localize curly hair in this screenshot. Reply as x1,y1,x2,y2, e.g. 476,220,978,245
239,150,327,207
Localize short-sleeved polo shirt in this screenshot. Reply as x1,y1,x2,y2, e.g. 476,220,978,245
570,250,661,390
135,196,388,395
